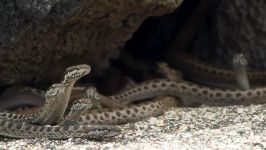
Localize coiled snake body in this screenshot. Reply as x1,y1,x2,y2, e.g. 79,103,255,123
0,65,121,139
2,57,266,139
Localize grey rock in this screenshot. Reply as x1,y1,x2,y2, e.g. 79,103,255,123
0,0,183,87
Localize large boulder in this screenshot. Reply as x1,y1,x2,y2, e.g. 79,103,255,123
0,0,183,87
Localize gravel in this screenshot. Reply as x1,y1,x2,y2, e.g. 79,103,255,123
0,104,265,150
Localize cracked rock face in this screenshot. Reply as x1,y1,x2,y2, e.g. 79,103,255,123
0,0,183,87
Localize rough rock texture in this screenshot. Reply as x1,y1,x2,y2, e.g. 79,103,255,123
1,104,265,149
0,0,183,87
191,0,266,68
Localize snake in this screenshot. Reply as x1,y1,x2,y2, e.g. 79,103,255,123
1,59,266,139
1,64,91,125
0,83,121,139
170,52,266,88
0,64,121,139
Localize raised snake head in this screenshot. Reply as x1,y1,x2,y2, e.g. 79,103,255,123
63,64,91,83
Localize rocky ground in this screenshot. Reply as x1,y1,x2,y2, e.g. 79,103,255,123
0,103,265,150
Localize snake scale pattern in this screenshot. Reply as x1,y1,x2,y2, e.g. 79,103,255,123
1,53,266,139
0,64,121,139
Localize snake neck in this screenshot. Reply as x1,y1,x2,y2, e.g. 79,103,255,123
31,95,60,124
233,64,250,90
36,81,76,125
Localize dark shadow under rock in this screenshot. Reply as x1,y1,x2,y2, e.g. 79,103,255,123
0,0,183,87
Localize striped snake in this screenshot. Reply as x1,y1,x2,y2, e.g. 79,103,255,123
0,64,121,139
2,56,266,139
